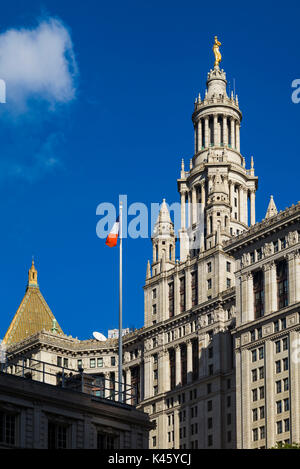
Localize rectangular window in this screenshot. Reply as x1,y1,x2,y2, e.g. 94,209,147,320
259,386,265,399
275,361,281,373
253,428,258,441
207,400,212,411
253,271,264,318
276,401,282,414
111,357,116,366
280,238,286,249
274,320,279,332
283,358,289,371
207,262,212,273
273,240,279,252
180,277,186,313
252,389,258,402
284,419,290,432
90,358,96,368
77,359,82,369
152,304,157,314
259,367,265,380
207,279,212,290
0,412,16,446
226,262,231,272
259,347,264,360
97,358,103,368
253,408,258,422
276,261,288,309
168,281,174,318
282,338,288,351
191,271,198,307
284,398,289,412
252,350,257,362
152,289,157,299
260,426,265,439
252,369,257,382
63,358,68,368
48,422,68,449
260,406,265,419
275,341,281,353
276,380,282,393
227,278,231,288
277,421,283,434
57,356,62,367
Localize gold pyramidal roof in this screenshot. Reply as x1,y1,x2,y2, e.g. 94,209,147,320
3,260,63,346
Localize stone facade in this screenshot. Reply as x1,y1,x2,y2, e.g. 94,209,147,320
2,47,300,449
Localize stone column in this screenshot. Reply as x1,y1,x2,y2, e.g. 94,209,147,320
144,356,152,400
185,268,192,311
187,192,192,228
236,121,240,152
197,119,202,152
287,252,296,305
238,185,243,223
192,187,197,225
174,270,180,316
180,191,186,230
201,181,206,206
230,118,235,148
194,124,197,155
244,190,248,226
295,251,300,303
175,345,181,386
104,372,110,398
213,114,218,146
125,368,131,403
250,189,256,226
264,262,277,314
204,117,209,147
241,273,254,323
187,340,193,384
223,115,228,146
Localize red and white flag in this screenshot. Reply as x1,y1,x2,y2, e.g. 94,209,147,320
105,216,120,247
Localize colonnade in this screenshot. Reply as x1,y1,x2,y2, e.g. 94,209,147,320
194,114,240,154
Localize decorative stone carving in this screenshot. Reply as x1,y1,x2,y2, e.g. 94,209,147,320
287,230,298,247
263,242,273,257
241,252,250,267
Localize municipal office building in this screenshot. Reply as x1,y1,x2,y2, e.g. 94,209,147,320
2,41,300,449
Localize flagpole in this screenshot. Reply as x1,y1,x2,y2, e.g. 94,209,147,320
118,201,123,402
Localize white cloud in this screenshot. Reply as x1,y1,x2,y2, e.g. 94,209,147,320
0,17,78,112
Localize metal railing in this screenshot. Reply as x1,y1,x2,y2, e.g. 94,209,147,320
1,357,137,405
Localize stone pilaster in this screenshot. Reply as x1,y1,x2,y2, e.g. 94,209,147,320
263,262,277,315
175,345,181,386
187,340,193,384
250,189,256,226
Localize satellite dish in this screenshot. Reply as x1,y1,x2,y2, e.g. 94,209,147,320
93,331,107,341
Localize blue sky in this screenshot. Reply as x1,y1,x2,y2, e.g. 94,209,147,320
0,0,300,341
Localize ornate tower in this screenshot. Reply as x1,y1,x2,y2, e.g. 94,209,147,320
178,37,258,260
151,199,176,276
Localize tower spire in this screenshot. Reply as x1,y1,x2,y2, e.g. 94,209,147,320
28,259,38,287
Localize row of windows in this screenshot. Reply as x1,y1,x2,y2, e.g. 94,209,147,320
249,238,287,265
252,367,264,382
276,398,290,414
252,386,265,402
252,406,265,422
277,419,290,434
251,346,264,362
275,358,289,373
0,412,119,449
250,318,287,343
